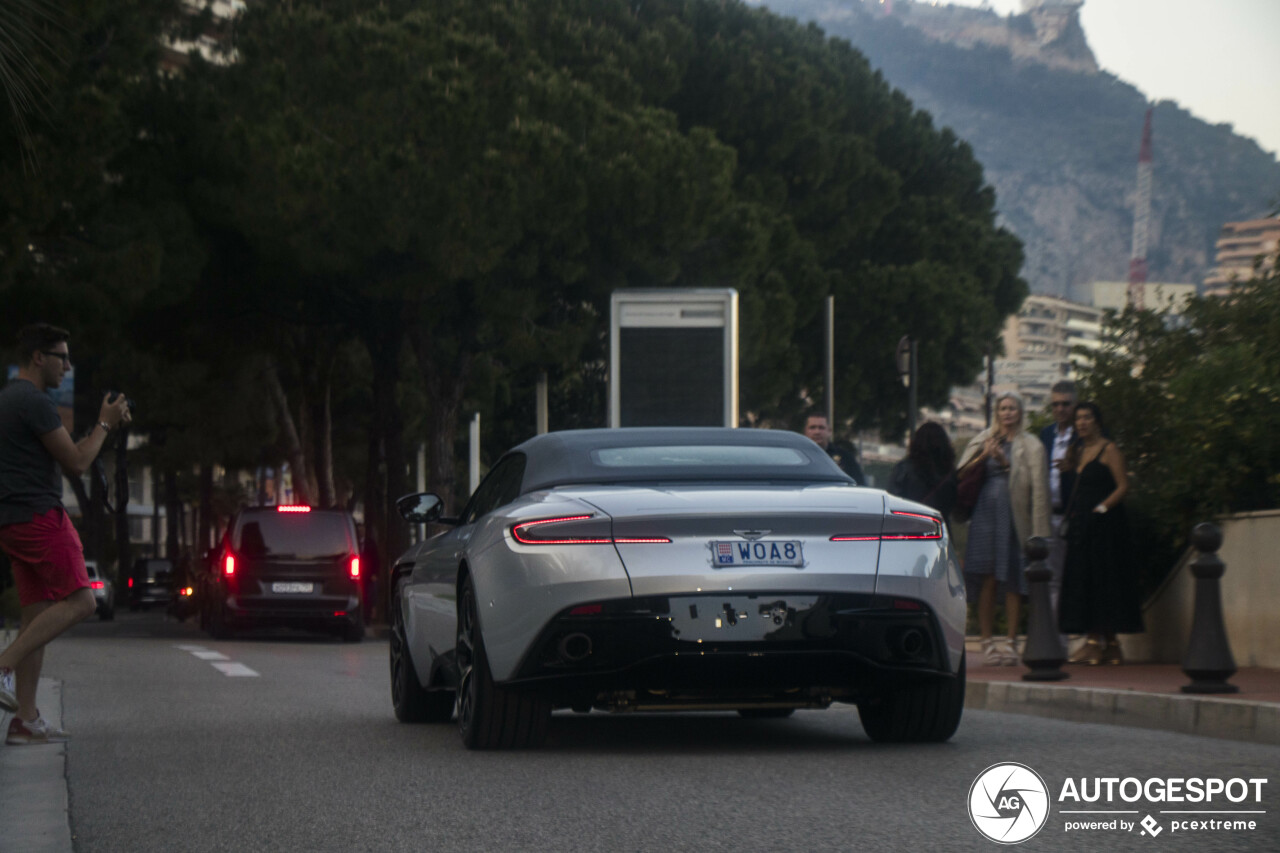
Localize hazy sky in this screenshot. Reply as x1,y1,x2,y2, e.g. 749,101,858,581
955,0,1280,157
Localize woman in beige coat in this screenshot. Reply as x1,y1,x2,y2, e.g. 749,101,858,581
958,392,1050,665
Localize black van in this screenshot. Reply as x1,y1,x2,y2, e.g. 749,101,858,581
203,506,363,641
129,558,174,611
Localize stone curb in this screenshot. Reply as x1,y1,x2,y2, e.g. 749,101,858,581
966,680,1280,745
0,678,72,853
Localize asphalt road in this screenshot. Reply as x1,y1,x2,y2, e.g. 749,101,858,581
38,612,1280,852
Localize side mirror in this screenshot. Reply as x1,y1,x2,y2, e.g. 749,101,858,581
396,492,444,524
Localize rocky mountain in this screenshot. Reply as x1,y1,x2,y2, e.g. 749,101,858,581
750,0,1280,300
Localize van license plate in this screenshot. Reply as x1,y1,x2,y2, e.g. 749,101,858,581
271,582,314,594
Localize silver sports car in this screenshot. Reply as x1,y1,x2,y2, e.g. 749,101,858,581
390,427,966,749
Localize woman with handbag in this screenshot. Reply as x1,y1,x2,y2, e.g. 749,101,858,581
957,392,1051,665
1058,401,1142,665
887,422,958,523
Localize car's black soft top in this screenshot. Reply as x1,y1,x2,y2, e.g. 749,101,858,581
510,427,854,493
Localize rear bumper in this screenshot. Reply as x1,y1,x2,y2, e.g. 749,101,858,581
224,593,361,626
508,592,957,703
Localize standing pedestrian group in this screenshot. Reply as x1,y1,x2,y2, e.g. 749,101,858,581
946,382,1143,666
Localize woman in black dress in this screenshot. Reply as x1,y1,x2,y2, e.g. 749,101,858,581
887,422,958,522
1058,402,1143,665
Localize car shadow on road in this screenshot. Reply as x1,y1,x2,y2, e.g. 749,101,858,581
534,710,940,754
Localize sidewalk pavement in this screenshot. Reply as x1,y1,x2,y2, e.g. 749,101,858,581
0,677,72,853
966,638,1280,746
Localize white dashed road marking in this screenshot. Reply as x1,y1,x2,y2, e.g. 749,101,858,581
211,662,260,677
177,645,260,677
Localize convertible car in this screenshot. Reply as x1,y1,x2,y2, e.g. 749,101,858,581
390,427,966,749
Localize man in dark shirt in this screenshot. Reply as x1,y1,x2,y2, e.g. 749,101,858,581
803,412,865,485
0,324,130,744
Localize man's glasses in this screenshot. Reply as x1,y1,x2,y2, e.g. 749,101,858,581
41,351,71,365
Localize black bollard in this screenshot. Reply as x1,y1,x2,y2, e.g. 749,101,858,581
1181,523,1238,694
1021,536,1069,681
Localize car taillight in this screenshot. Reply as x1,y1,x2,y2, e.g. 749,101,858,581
831,510,942,542
224,554,236,576
91,581,105,590
511,515,671,545
277,505,312,513
127,577,134,588
349,555,360,580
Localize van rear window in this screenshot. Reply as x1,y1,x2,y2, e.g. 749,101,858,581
235,513,352,559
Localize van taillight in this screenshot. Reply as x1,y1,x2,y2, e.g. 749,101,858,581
349,555,360,580
224,554,236,576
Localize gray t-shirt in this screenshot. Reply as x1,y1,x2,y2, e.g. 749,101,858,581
0,378,65,526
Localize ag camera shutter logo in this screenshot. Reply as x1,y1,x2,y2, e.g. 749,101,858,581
969,762,1051,844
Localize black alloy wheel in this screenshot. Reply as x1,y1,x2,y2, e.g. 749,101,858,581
456,575,550,749
390,591,453,723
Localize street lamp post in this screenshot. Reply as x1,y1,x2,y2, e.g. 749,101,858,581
896,335,918,439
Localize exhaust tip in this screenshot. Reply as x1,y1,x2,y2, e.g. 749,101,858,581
558,632,593,663
894,627,927,659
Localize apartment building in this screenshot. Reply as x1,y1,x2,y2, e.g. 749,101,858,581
1090,280,1197,314
1204,216,1280,297
995,293,1102,411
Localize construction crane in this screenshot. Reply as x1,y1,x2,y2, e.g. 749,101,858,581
1127,108,1154,309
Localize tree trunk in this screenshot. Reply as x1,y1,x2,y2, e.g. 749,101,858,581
360,302,409,622
113,431,131,588
312,380,335,507
165,469,181,563
199,463,213,553
263,359,311,506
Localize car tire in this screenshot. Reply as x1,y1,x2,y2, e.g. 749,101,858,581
390,594,454,724
342,612,365,643
737,708,796,719
456,575,549,750
209,600,234,640
857,654,965,743
100,606,115,622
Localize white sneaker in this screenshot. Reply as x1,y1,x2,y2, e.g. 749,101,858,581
1000,637,1021,666
0,667,16,713
6,713,70,745
981,638,1003,666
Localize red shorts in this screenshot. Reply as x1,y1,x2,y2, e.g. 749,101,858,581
0,508,90,607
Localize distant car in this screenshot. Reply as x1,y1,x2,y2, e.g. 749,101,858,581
389,427,966,749
128,558,174,611
202,506,364,642
84,560,114,621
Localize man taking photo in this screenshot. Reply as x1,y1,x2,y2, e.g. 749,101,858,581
0,324,131,744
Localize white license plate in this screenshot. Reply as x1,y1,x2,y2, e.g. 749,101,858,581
271,582,314,594
710,540,804,567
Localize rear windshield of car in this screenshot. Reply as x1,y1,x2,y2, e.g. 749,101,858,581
141,560,172,581
591,445,808,468
234,513,352,559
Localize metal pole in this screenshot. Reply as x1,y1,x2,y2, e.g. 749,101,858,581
824,295,835,429
908,338,918,438
536,373,549,435
469,413,481,496
416,443,426,543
